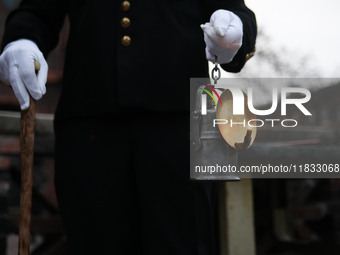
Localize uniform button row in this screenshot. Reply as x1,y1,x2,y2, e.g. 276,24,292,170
121,1,131,46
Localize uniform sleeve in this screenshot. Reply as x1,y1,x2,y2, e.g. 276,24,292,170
1,0,68,57
203,0,257,73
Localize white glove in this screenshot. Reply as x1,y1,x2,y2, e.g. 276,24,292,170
201,10,243,64
0,39,48,110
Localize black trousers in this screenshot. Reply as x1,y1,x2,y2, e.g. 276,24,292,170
54,110,218,255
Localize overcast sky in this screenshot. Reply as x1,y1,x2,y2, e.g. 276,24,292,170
216,0,340,78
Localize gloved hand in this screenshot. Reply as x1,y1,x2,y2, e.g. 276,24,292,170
201,10,243,64
0,39,48,110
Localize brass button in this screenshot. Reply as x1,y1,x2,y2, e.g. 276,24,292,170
121,1,130,11
121,17,130,28
121,35,131,46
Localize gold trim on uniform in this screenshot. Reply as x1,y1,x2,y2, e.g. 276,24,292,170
245,47,256,63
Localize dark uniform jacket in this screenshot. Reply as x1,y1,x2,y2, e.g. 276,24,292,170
1,0,256,121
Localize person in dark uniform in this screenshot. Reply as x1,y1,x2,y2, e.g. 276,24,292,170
0,1,256,254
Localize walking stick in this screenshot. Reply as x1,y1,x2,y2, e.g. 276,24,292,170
18,61,40,255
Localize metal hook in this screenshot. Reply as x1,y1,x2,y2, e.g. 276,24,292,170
211,56,221,86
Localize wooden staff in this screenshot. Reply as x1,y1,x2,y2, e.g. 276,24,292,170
18,61,40,255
